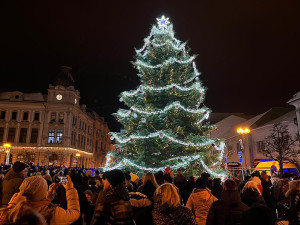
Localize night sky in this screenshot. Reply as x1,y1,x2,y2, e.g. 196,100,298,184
1,1,299,131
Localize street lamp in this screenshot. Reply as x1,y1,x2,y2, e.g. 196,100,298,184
3,143,12,165
236,127,251,176
75,153,81,168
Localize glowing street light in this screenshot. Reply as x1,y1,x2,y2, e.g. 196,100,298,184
3,143,12,165
237,127,250,134
75,153,81,167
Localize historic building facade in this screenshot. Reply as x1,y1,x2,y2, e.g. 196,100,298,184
0,66,111,168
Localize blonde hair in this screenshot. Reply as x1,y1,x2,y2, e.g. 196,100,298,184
242,181,261,194
143,172,158,188
154,183,180,207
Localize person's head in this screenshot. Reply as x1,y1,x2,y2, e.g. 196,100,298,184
143,172,158,187
124,172,131,181
13,161,27,177
3,208,47,225
282,172,291,179
103,169,125,190
242,181,260,194
195,177,206,189
19,176,48,201
188,176,195,183
71,174,83,186
85,170,92,177
251,171,260,178
201,172,210,180
163,174,173,184
177,169,182,176
84,190,93,203
154,183,180,207
212,178,221,186
223,179,237,191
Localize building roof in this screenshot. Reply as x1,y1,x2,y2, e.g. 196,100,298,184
207,113,253,124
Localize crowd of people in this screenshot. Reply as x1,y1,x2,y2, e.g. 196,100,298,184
0,161,299,225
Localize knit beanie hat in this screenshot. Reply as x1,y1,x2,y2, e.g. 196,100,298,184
19,176,48,201
86,170,92,177
105,169,125,187
13,161,26,173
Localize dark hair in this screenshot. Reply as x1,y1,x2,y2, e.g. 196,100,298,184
124,172,131,181
201,172,210,179
142,180,157,199
163,175,173,183
195,177,206,189
224,179,237,191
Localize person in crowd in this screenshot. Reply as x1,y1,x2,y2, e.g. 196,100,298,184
2,161,27,206
241,203,275,225
129,191,153,225
154,171,164,186
125,172,134,192
152,183,197,225
137,172,158,200
85,190,93,204
163,167,174,179
260,171,272,207
186,177,217,225
42,170,52,186
2,208,47,225
200,172,212,190
206,179,248,225
70,174,91,225
174,169,188,203
130,172,139,192
238,175,251,192
211,178,223,199
284,180,300,225
0,175,80,225
240,181,265,207
249,176,263,194
186,176,195,199
163,174,173,184
92,169,134,225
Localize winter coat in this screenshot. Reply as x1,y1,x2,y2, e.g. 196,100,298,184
206,190,248,225
186,188,217,225
240,188,265,207
1,188,80,225
270,178,289,201
130,192,153,225
2,169,23,205
92,183,134,225
152,203,197,225
284,180,300,225
260,177,272,207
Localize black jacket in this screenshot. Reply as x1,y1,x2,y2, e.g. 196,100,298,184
240,188,265,207
206,190,248,225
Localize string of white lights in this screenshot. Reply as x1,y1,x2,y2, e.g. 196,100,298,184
116,101,208,117
136,55,196,69
120,82,204,98
110,130,223,148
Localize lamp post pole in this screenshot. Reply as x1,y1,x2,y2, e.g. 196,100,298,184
237,128,251,177
3,143,12,165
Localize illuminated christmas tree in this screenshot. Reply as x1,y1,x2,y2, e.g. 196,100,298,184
108,16,225,176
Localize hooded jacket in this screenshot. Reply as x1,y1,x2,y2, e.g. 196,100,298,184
186,188,217,225
2,169,24,205
240,188,265,207
206,190,248,225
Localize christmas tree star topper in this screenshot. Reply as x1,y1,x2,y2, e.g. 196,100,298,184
157,15,170,29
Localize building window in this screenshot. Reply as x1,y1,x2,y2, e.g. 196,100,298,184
50,112,56,122
0,127,4,142
23,112,28,121
78,134,81,147
7,128,16,142
11,111,17,121
58,112,64,124
48,129,55,143
34,112,40,121
71,131,76,145
30,128,38,143
56,129,63,143
257,141,265,153
19,128,27,143
0,111,6,120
